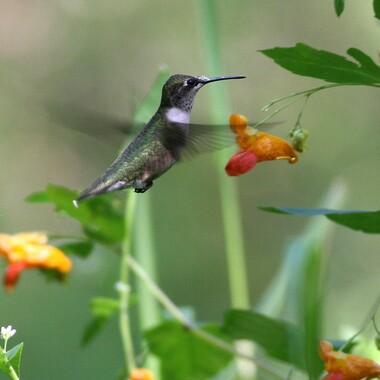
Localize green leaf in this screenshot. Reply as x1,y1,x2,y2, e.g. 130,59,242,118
82,297,120,346
0,350,12,377
256,185,344,379
375,335,380,350
90,297,120,318
82,317,110,346
374,0,380,19
6,343,23,376
26,184,124,243
295,243,324,379
145,321,233,380
38,267,66,283
0,343,24,378
223,309,305,370
260,43,380,84
259,207,380,233
334,0,345,16
52,239,94,258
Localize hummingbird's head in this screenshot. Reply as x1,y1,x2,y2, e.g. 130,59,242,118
160,74,245,112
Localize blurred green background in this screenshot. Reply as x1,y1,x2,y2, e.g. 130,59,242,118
0,1,379,379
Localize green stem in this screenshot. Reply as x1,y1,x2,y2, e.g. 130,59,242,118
372,316,380,335
294,94,311,127
128,255,190,327
256,82,380,130
262,82,380,112
118,192,138,373
340,294,380,351
0,347,19,380
255,96,303,129
8,366,18,380
128,255,287,380
134,195,160,329
195,0,250,310
262,84,344,111
8,367,18,380
133,194,161,376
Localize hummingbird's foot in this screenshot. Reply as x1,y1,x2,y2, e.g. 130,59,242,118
134,181,153,193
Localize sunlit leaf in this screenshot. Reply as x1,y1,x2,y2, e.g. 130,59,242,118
26,184,124,243
145,320,233,380
90,297,120,318
0,350,12,377
259,207,380,233
334,0,345,16
0,343,24,377
223,309,305,369
261,43,380,84
6,343,23,376
374,0,380,19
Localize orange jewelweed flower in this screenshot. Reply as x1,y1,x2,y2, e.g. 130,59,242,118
226,114,298,176
129,368,155,380
319,340,380,380
0,232,72,291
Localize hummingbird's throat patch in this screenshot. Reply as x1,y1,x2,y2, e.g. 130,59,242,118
166,107,190,124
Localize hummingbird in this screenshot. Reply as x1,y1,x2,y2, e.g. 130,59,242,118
74,74,245,205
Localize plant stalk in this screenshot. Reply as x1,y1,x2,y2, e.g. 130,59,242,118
128,255,287,380
119,192,138,373
0,347,19,380
195,0,250,310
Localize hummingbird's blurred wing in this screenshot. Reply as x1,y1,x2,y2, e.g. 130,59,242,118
46,103,142,148
47,103,278,158
180,123,236,158
48,103,237,154
155,122,237,161
160,121,280,161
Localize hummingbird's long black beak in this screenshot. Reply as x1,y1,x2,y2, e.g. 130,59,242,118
199,75,246,84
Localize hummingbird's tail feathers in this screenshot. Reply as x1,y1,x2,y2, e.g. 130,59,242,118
75,180,128,204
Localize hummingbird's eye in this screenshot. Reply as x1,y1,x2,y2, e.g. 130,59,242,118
186,79,197,87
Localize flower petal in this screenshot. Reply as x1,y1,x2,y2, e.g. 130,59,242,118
0,232,72,290
227,114,298,170
229,114,249,134
4,262,28,292
319,340,380,380
225,151,258,176
129,368,155,380
247,132,298,164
